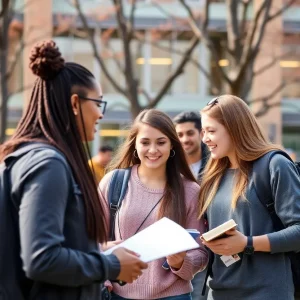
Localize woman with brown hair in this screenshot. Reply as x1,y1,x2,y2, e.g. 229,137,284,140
99,109,208,300
0,40,147,300
199,95,300,300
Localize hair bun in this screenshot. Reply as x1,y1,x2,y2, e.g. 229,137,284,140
29,40,65,80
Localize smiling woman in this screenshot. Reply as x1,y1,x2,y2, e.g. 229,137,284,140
98,109,208,300
0,40,147,300
198,94,300,300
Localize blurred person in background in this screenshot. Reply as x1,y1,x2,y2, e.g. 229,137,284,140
89,145,113,183
173,111,209,299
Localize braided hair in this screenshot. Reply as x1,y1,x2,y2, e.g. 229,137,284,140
0,40,107,242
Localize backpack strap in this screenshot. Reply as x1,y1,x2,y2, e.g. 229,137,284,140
108,167,132,241
252,150,294,231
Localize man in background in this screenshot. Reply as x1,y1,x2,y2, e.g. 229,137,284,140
173,111,209,299
89,145,113,184
173,111,208,181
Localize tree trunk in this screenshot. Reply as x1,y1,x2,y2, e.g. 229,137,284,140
129,91,142,118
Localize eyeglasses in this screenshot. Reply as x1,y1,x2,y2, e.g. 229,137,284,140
79,96,107,115
207,97,219,106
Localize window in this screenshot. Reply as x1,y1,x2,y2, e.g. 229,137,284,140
148,31,201,94
208,36,227,96
172,32,200,94
100,37,125,94
281,38,300,98
150,31,172,93
100,30,143,94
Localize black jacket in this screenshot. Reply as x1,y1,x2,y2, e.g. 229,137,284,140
4,144,120,300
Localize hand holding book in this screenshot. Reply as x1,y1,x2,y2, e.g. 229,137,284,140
201,219,237,242
201,219,247,257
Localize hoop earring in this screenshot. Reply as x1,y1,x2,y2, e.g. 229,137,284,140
169,149,175,158
133,149,139,158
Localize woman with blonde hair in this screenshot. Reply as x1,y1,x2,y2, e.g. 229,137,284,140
199,95,300,300
99,109,208,300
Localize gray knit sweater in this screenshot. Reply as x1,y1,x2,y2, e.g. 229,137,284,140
206,154,300,300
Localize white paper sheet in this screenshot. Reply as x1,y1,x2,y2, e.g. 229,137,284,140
103,217,199,262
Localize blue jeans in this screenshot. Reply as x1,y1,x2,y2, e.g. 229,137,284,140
111,292,192,300
191,271,208,299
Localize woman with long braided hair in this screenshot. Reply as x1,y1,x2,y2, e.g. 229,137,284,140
0,40,147,300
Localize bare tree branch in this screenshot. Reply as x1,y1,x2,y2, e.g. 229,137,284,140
250,78,300,117
139,88,152,104
250,1,273,58
178,0,201,38
134,31,211,81
102,43,125,75
5,38,24,80
112,0,140,108
253,49,295,76
267,0,296,22
147,36,199,109
239,0,251,38
254,100,281,118
249,78,300,105
74,0,127,96
152,1,179,21
255,100,300,118
202,0,209,31
0,0,9,18
179,0,232,86
226,0,240,59
128,0,137,40
238,0,270,79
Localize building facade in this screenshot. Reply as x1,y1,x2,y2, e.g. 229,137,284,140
5,0,300,158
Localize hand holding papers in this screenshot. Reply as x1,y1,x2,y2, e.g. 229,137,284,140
162,229,200,270
104,217,200,263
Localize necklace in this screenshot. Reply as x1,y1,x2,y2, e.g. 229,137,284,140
117,194,164,240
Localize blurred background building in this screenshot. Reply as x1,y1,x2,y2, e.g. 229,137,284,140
3,0,300,158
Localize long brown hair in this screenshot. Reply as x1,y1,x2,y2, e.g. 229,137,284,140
109,109,196,227
0,41,107,242
198,95,282,217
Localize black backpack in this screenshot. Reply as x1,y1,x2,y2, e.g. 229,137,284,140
252,150,300,291
99,167,132,300
107,168,131,241
0,143,72,300
201,151,300,296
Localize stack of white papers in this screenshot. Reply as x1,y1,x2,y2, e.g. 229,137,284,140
104,217,200,262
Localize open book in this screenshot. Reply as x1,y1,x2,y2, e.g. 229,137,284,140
162,229,200,270
201,219,237,242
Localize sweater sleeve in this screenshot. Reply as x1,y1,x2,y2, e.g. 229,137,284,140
171,181,208,280
15,156,120,286
266,154,300,253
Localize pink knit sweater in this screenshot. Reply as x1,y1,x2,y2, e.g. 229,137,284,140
99,165,208,299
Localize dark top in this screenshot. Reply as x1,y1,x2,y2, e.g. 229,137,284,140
206,155,300,300
197,142,209,181
9,145,120,300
